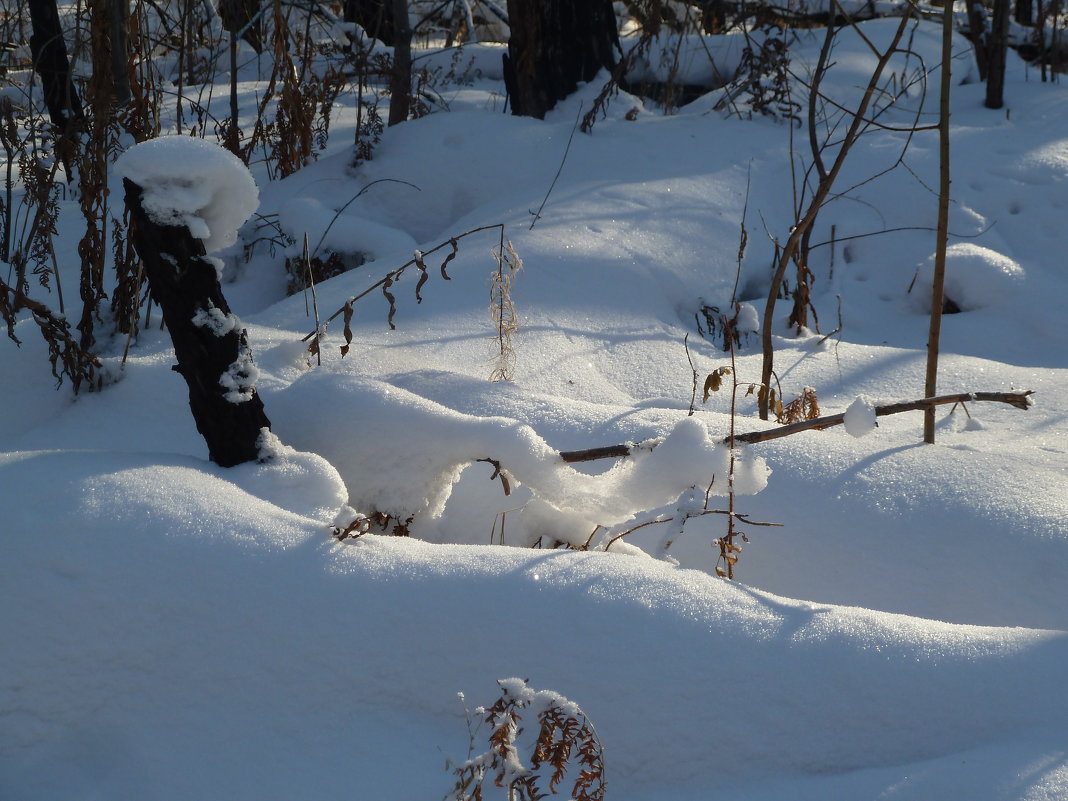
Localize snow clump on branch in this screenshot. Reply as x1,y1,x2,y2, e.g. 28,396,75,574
114,136,259,255
843,396,877,438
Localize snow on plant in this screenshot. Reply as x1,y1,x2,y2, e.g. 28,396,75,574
114,136,259,255
447,679,605,801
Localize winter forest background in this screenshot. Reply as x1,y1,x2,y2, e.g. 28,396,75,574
2,1,1068,799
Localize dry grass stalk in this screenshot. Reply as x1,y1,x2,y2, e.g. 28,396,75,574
0,281,101,390
447,678,605,801
716,27,800,122
489,237,521,382
777,386,820,425
600,494,782,553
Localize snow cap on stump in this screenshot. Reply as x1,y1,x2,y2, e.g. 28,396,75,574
115,136,259,255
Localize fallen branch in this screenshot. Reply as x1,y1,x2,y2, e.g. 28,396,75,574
558,391,1034,463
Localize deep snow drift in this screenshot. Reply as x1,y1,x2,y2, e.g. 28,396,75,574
2,13,1068,801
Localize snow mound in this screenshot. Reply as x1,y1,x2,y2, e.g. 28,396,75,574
279,196,418,262
990,138,1068,185
909,243,1024,312
114,136,259,254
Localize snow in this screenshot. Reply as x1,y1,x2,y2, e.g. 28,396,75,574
4,11,1068,801
269,371,766,543
114,135,259,255
909,243,1026,313
279,195,418,262
219,339,260,403
191,301,239,336
843,396,877,437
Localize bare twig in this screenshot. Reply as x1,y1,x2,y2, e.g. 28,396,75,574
475,457,512,495
529,102,582,230
684,334,699,416
759,6,915,418
603,509,782,552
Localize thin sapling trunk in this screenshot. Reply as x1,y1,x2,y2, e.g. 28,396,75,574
924,0,954,443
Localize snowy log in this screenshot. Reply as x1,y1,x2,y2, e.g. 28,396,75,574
558,391,1034,462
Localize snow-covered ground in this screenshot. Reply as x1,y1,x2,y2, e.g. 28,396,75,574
3,14,1068,800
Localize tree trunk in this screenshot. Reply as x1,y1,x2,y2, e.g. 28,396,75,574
123,178,272,467
504,0,620,119
985,0,1011,108
27,0,83,129
387,0,411,126
698,0,730,33
964,0,989,81
925,0,954,443
758,12,913,419
217,0,263,53
1016,0,1033,26
344,0,397,46
109,0,132,105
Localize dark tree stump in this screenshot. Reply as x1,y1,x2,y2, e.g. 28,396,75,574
123,178,271,467
504,0,620,119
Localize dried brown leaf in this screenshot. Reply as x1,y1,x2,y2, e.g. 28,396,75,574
382,276,397,329
441,237,458,280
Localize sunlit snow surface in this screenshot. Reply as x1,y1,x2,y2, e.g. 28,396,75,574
3,16,1068,801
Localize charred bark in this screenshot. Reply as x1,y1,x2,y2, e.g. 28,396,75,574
123,178,271,467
